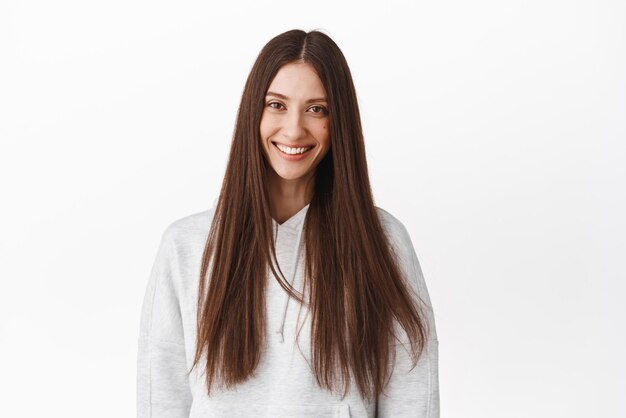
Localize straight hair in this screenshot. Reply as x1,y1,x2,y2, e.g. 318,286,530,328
190,28,430,402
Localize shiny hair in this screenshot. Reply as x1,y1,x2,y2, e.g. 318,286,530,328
190,28,430,401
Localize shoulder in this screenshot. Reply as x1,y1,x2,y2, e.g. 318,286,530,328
374,205,423,279
159,207,216,253
374,205,413,249
375,206,436,338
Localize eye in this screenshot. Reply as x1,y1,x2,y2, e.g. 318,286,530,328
267,101,285,110
309,105,328,115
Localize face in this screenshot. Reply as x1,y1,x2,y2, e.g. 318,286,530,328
259,61,331,184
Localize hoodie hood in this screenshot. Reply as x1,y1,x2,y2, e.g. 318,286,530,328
211,197,310,343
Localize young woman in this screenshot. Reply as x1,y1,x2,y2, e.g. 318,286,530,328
137,29,440,418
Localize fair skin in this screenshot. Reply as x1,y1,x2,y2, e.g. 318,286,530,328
259,61,331,224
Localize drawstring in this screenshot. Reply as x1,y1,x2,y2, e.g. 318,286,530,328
275,216,305,343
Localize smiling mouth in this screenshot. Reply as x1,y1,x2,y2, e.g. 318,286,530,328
271,141,315,155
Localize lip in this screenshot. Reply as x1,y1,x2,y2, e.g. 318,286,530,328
272,141,315,149
272,141,315,161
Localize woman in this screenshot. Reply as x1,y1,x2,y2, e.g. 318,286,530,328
137,29,439,418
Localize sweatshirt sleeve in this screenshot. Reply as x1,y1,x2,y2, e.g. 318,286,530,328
137,226,193,418
377,220,440,418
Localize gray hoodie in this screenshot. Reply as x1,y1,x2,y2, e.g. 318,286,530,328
137,201,439,417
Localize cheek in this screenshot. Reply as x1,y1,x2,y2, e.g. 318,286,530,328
260,114,282,140
312,122,330,146
259,120,273,146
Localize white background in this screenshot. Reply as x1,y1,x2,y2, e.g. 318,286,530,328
1,0,624,417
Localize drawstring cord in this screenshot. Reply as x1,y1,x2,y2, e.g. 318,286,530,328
275,218,305,343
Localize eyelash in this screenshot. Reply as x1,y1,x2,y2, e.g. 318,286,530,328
267,101,328,115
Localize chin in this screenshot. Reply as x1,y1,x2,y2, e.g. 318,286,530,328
276,171,307,181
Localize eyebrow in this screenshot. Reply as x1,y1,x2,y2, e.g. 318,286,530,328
266,91,327,104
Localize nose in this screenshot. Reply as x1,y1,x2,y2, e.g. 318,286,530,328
281,109,306,141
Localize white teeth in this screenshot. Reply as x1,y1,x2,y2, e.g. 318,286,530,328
275,143,312,155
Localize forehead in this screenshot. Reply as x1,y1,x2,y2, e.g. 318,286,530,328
266,62,326,97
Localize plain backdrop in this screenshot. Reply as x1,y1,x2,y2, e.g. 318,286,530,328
1,0,624,417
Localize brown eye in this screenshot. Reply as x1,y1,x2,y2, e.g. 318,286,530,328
267,102,284,110
309,105,328,114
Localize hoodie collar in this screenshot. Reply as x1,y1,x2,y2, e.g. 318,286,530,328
271,203,310,232
210,197,310,231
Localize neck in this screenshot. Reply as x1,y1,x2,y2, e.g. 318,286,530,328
266,170,314,224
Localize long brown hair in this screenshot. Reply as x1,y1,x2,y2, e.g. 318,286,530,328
191,28,430,402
